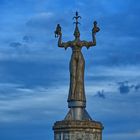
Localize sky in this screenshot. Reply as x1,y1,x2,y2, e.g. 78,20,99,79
0,0,140,140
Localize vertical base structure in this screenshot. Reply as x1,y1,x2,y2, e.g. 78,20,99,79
53,101,103,140
53,120,103,140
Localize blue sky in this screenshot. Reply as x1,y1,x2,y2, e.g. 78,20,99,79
0,0,140,140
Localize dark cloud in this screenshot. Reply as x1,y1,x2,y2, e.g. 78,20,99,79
117,81,140,94
96,90,106,99
118,81,134,94
23,35,33,43
119,84,130,94
9,42,22,48
135,84,140,91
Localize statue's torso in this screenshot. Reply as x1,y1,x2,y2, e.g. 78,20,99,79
71,38,83,52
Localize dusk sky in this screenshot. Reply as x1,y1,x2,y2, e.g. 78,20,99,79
0,0,140,140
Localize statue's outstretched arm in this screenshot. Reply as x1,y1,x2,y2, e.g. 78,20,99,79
55,24,72,50
58,34,72,49
81,33,96,49
82,21,100,49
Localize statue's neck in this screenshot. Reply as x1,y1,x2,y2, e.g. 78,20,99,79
74,36,80,41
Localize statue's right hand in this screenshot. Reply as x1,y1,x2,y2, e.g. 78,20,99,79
55,24,62,38
54,30,62,38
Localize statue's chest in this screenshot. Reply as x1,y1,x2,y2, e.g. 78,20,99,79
72,41,82,47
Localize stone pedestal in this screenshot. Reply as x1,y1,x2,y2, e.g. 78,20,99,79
53,101,103,140
53,120,103,140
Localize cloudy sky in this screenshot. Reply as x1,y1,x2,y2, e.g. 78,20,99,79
0,0,140,140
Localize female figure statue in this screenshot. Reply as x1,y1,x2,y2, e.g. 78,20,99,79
55,12,100,106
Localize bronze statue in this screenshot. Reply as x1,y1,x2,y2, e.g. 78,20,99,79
53,12,103,140
55,11,100,106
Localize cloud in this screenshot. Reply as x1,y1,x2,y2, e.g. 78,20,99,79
118,81,132,94
25,11,71,34
9,42,22,48
1,1,140,68
26,12,54,29
0,83,68,122
135,84,140,91
23,35,33,43
0,60,70,88
96,90,106,99
117,81,140,94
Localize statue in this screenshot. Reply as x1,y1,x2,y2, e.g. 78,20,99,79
53,12,103,140
55,11,100,108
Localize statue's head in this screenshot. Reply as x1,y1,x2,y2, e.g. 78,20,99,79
74,25,80,39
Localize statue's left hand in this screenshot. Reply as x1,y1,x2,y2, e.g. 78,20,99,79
92,21,100,34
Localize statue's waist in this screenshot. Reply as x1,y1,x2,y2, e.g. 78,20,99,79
72,50,81,52
71,51,83,59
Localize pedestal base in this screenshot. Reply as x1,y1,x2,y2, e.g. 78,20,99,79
53,120,103,140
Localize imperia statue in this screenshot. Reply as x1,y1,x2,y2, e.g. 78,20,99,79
55,11,100,107
53,12,103,140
